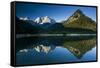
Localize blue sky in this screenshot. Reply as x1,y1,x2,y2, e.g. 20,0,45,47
16,3,97,22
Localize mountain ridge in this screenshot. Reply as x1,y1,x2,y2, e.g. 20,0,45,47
63,9,96,31
16,9,96,34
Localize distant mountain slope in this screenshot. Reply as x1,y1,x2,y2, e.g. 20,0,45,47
16,16,41,34
63,9,96,31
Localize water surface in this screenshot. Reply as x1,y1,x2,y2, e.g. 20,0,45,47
16,35,96,65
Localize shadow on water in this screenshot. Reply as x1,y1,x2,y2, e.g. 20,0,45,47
16,35,96,65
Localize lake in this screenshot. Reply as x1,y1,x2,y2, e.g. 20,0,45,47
16,35,97,65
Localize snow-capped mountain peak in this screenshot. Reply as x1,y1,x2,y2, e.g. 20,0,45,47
34,16,56,24
34,17,42,23
19,17,29,21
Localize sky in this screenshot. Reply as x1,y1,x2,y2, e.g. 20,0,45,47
16,2,97,22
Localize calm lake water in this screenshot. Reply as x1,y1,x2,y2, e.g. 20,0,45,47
16,35,97,65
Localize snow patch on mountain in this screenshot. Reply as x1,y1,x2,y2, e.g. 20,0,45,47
34,16,56,24
19,17,29,21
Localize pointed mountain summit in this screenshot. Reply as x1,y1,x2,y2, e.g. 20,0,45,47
63,9,96,31
74,9,84,15
65,9,85,23
42,16,56,24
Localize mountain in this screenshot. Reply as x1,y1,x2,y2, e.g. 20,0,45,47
63,9,96,31
16,9,96,34
16,16,41,34
34,16,56,24
34,17,42,23
19,17,29,21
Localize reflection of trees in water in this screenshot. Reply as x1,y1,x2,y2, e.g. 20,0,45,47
63,38,96,59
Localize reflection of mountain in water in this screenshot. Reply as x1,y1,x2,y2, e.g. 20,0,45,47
16,36,96,59
34,44,55,54
19,44,56,54
63,38,96,58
